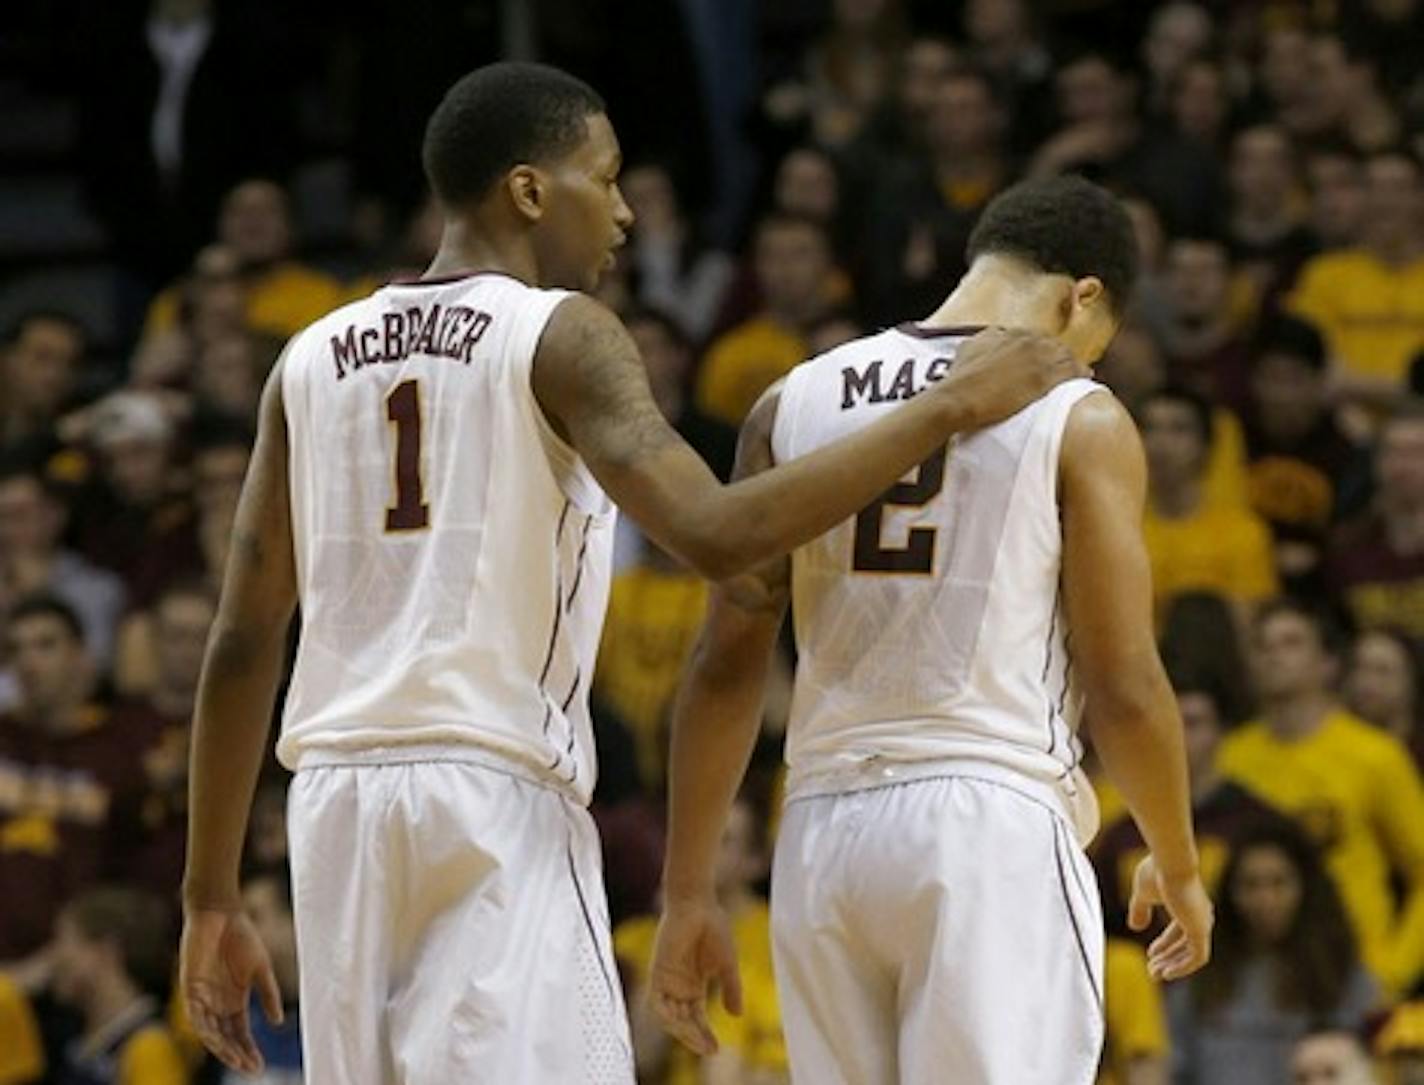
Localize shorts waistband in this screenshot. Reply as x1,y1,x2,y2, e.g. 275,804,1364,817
786,756,1098,843
291,742,585,804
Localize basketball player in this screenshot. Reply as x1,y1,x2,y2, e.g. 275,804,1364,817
650,176,1214,1084
177,64,1085,1083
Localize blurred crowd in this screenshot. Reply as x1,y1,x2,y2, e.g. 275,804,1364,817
6,0,1424,1082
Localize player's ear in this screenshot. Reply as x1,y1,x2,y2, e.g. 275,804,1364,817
1073,276,1106,313
506,165,547,223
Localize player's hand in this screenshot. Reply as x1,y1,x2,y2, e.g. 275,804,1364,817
1128,855,1214,981
940,327,1089,429
649,896,743,1057
180,907,284,1075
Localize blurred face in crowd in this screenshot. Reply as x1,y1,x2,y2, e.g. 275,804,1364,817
1253,610,1334,702
1310,37,1357,114
1308,151,1367,247
7,612,90,721
627,315,691,422
714,800,766,899
927,72,1002,157
1056,56,1132,128
1144,3,1212,88
1230,126,1297,215
194,335,261,418
898,38,956,132
808,316,862,356
1171,60,1227,146
833,0,891,31
243,877,299,999
219,181,293,269
1096,323,1165,409
1165,239,1231,325
102,434,171,508
6,316,83,418
1377,417,1424,511
754,220,832,324
964,0,1029,47
154,590,216,702
1178,690,1223,786
621,164,681,238
1260,27,1312,109
1363,153,1424,247
193,441,251,519
1141,397,1209,489
1345,631,1415,733
1232,842,1303,946
1252,350,1325,441
1123,197,1166,272
1291,1031,1376,1085
0,474,64,558
775,148,841,223
49,913,106,1008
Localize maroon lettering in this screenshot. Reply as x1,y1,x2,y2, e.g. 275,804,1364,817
331,326,358,379
886,359,917,401
413,304,442,356
358,328,380,366
925,356,952,384
461,311,492,362
382,313,406,361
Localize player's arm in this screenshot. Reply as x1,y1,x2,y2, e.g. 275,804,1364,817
1060,392,1212,981
179,356,291,1075
534,295,1085,580
650,387,791,1056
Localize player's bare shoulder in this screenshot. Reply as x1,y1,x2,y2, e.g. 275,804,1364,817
1061,387,1145,481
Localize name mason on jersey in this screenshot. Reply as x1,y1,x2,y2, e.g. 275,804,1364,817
329,304,493,380
841,355,953,410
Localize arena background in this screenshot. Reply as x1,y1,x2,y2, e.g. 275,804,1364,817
3,0,1424,1082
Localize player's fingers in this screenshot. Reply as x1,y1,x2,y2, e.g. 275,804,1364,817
1126,889,1154,932
657,994,715,1056
1147,919,1184,958
257,963,285,1027
719,961,744,1017
689,1003,719,1056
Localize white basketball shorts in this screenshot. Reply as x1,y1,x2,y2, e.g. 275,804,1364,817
286,754,634,1084
771,769,1105,1085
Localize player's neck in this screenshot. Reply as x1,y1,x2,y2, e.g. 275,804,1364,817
923,259,1061,338
423,220,538,286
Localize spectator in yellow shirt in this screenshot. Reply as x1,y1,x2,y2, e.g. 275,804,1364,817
1218,598,1424,993
695,214,838,426
143,179,346,343
1289,148,1424,400
1098,939,1169,1085
0,973,42,1085
617,795,787,1085
50,887,189,1085
1140,386,1279,622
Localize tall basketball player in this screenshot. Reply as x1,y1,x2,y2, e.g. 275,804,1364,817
651,177,1214,1084
177,64,1086,1084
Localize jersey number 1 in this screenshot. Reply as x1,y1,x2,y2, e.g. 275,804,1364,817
851,446,946,574
384,380,430,531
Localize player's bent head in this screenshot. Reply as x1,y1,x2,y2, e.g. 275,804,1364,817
966,175,1138,362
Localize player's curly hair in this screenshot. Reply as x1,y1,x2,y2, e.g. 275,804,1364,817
423,62,607,208
966,175,1139,313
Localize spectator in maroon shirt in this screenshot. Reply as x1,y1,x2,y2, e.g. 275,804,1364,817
0,597,147,966
1326,406,1424,640
1158,235,1253,412
1227,125,1318,305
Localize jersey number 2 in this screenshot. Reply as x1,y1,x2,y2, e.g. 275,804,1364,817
384,380,430,531
851,446,946,574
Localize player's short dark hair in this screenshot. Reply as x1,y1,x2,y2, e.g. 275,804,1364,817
1141,384,1214,446
423,62,607,208
7,592,84,643
966,176,1139,313
63,886,174,996
1254,314,1326,372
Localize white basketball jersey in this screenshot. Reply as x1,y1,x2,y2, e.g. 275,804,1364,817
772,324,1104,831
277,272,615,804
